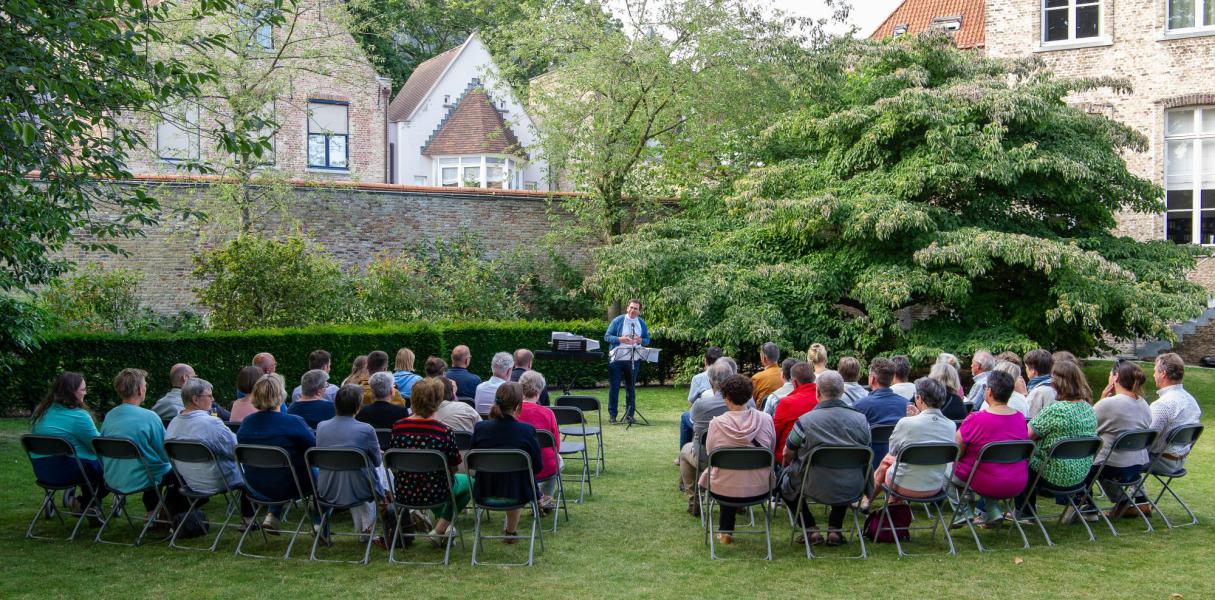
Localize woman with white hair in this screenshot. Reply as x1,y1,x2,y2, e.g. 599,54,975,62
981,361,1030,417
927,362,969,420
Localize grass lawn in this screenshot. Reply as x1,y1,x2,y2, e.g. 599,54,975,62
0,359,1211,599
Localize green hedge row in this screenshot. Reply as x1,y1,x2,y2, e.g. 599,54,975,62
4,321,686,415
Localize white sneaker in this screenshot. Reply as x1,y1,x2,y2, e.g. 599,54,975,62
262,514,281,534
1061,506,1078,524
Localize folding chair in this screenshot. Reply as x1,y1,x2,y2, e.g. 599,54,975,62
453,431,473,452
693,430,709,527
306,447,381,564
1090,429,1160,534
534,430,570,532
950,440,1040,552
869,424,895,471
1021,436,1110,544
233,444,313,559
91,436,172,547
551,406,593,503
226,422,241,434
164,440,241,552
556,395,605,475
384,448,465,565
466,449,544,567
874,442,958,557
703,447,775,560
788,446,872,560
375,429,393,451
457,396,475,408
1148,424,1204,528
20,434,102,542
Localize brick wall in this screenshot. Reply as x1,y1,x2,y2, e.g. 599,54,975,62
986,0,1215,288
61,180,580,313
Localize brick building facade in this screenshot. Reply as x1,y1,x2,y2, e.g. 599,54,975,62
122,1,390,183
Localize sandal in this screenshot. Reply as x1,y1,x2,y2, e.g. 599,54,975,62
502,529,518,545
794,527,824,545
825,531,846,546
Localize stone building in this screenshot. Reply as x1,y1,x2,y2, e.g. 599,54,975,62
122,1,391,183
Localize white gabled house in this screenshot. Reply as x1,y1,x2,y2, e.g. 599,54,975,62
387,33,548,190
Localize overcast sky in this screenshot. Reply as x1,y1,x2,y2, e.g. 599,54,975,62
767,0,904,37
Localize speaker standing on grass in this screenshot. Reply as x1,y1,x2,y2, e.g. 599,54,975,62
604,299,650,424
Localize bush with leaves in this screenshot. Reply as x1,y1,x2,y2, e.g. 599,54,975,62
36,265,154,333
591,33,1207,363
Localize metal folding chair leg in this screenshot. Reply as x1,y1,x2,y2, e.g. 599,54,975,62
1151,473,1198,528
27,488,96,542
470,503,544,567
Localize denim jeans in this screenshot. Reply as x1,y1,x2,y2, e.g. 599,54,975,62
679,412,693,449
608,359,638,419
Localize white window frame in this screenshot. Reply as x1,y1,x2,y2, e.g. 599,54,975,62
306,100,349,171
1041,0,1102,44
1164,107,1215,245
433,155,524,189
157,103,200,162
1167,0,1215,33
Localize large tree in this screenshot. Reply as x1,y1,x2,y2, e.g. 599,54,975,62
0,0,230,364
591,33,1206,361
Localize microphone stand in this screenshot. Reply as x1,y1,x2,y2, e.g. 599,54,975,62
623,325,650,428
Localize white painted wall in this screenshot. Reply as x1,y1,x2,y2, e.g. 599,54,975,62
391,35,548,189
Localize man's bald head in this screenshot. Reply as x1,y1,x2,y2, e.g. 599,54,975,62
253,352,277,374
169,363,195,388
513,348,533,369
451,345,471,368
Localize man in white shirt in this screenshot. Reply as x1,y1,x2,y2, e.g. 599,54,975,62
474,352,514,416
680,346,723,452
1148,353,1203,474
889,355,916,400
964,350,995,407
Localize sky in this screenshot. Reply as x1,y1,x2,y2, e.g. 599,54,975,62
767,0,904,37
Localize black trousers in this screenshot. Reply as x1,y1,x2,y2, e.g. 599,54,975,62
711,492,770,532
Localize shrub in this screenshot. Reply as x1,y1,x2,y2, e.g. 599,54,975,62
36,265,157,333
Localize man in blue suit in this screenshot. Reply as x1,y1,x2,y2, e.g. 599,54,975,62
604,299,650,423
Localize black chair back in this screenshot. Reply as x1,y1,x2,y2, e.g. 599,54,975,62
226,421,241,433
896,442,958,466
709,447,773,470
1165,424,1204,448
235,444,292,469
1111,429,1158,452
466,449,531,474
161,418,174,429
306,447,371,472
384,448,448,474
164,439,217,463
870,424,896,444
457,396,475,408
807,445,873,470
375,428,392,450
92,437,141,460
21,434,75,457
453,430,473,451
535,429,557,450
556,395,600,413
551,405,585,428
974,440,1035,464
1047,436,1102,461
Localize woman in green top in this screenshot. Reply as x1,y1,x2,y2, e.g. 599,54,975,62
29,372,106,514
1015,360,1097,518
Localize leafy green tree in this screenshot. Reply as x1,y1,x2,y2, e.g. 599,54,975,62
0,0,230,366
592,33,1207,361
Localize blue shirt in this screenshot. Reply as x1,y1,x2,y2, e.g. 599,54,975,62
99,403,172,493
446,367,481,399
165,410,242,495
604,314,650,353
854,387,909,427
286,399,336,429
291,383,339,404
236,410,316,500
315,416,382,504
393,371,423,398
31,403,99,460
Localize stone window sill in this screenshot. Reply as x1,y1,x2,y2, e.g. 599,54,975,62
1158,29,1215,41
1034,37,1113,52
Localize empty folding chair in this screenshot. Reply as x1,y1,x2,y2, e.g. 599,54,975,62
20,434,103,542
1148,424,1203,528
91,436,172,547
305,447,381,564
950,440,1040,552
534,430,569,532
788,445,872,560
1020,436,1110,544
873,442,958,557
466,449,544,567
1091,429,1160,535
384,448,465,565
703,447,775,560
555,395,605,475
164,440,242,552
233,444,314,559
551,406,593,503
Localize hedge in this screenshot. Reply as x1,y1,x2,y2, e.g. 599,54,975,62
3,320,687,415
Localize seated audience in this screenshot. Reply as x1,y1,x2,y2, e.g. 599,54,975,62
1091,360,1152,517
779,371,871,546
471,383,543,541
699,375,775,544
151,363,194,421
980,361,1030,417
1015,359,1097,520
681,346,724,449
393,348,423,399
236,375,317,530
100,368,187,519
1148,352,1202,475
164,377,256,528
510,349,550,406
355,372,410,430
228,366,267,423
761,358,798,417
678,358,742,514
517,371,561,508
937,353,965,396
342,355,369,386
29,372,105,516
965,350,996,407
286,369,336,429
951,370,1029,527
889,356,916,400
291,350,340,403
474,352,514,416
773,362,818,464
854,357,906,465
390,378,471,542
869,378,956,509
446,345,481,399
751,342,783,405
807,343,829,376
1023,349,1057,419
316,386,383,545
837,357,867,406
361,350,405,406
927,362,968,420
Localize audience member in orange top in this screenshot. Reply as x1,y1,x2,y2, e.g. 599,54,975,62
773,362,818,464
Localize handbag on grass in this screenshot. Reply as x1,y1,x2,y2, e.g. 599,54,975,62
863,503,911,543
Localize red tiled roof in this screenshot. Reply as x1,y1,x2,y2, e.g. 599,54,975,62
869,0,985,49
421,88,524,157
387,45,462,122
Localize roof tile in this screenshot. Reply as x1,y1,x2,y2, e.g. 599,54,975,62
869,0,985,49
387,44,461,122
420,88,523,157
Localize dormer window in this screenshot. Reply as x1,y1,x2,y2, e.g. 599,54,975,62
892,24,909,36
931,16,963,34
